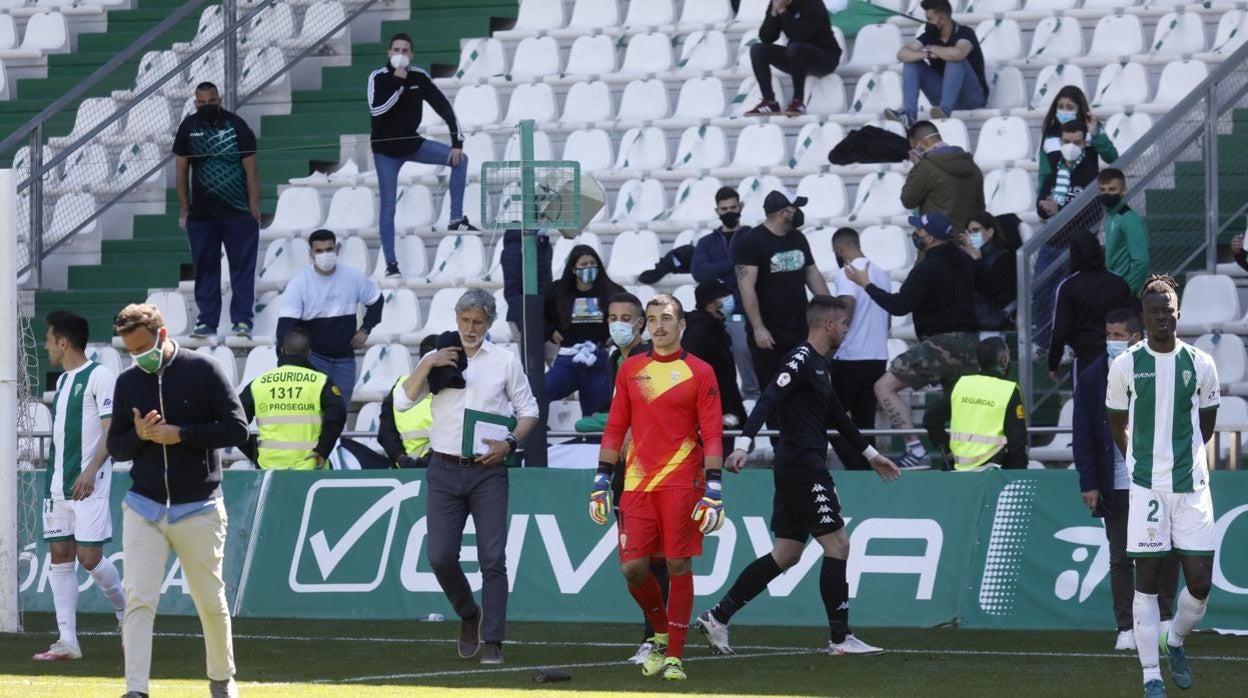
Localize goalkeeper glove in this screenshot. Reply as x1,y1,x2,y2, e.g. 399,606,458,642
589,462,613,525
692,470,724,535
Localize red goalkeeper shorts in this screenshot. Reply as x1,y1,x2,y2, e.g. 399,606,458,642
617,488,703,562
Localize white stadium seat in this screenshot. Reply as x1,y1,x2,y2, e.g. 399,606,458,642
50,144,110,195
87,345,124,376
606,230,662,282
196,345,238,386
663,76,727,125
1150,12,1206,56
368,289,422,343
238,346,277,390
1104,112,1153,156
322,186,376,233
1178,275,1239,335
1030,64,1085,111
848,70,901,116
1149,60,1208,110
454,38,506,80
804,74,847,116
426,234,486,285
785,122,843,175
115,96,174,145
848,172,906,220
1213,396,1248,459
976,18,1022,62
850,24,902,67
20,12,69,53
509,36,561,80
1023,0,1077,13
354,344,413,403
1089,61,1149,109
803,227,838,277
614,126,669,172
1031,400,1074,462
338,236,370,275
146,291,189,337
371,234,429,281
563,128,614,173
278,1,348,50
676,30,729,74
974,116,1031,168
0,15,17,52
1208,10,1248,58
796,174,846,221
50,97,120,147
986,66,1027,111
414,287,469,338
610,178,667,225
503,130,552,161
737,174,785,222
96,142,162,194
256,237,309,291
503,82,557,124
965,0,1017,12
47,192,98,241
982,168,1034,216
266,187,323,237
1086,14,1144,60
617,78,670,123
668,176,724,224
242,3,295,46
670,125,728,172
726,123,786,172
453,84,500,128
560,0,620,35
623,0,675,32
1194,333,1247,389
620,32,674,77
1026,17,1083,62
394,184,437,231
511,0,565,34
560,80,613,125
859,225,914,280
679,0,733,28
931,117,970,152
563,35,616,78
135,49,180,94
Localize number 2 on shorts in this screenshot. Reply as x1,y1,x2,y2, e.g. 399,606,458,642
1146,499,1159,523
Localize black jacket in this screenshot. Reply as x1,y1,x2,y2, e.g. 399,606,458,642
760,0,841,56
108,345,248,504
1049,232,1134,372
1072,355,1119,516
238,355,347,462
973,237,1017,330
681,310,746,425
924,371,1028,469
369,64,462,157
865,243,978,339
1037,148,1100,220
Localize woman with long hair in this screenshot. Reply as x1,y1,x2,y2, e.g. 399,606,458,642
959,211,1017,331
543,245,623,414
1036,85,1118,192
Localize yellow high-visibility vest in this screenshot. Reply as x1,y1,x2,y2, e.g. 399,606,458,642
250,364,327,470
949,374,1018,471
392,375,432,458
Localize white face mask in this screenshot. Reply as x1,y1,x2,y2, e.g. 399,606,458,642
389,53,410,70
313,251,337,272
1107,339,1130,360
1060,142,1083,163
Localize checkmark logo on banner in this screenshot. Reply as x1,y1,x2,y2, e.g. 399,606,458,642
307,480,424,579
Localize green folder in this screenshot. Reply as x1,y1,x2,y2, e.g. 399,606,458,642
462,408,518,465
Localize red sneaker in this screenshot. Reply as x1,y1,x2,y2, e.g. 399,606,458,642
785,99,807,116
744,99,782,116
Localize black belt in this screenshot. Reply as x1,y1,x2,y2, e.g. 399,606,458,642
433,451,477,466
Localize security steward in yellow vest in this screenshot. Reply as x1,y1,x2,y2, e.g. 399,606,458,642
378,334,437,467
239,327,347,469
924,336,1028,470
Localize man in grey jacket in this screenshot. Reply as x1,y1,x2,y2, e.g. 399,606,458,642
899,120,985,233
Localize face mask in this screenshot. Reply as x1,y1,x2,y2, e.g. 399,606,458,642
609,321,636,348
133,332,166,374
389,53,410,70
925,22,940,37
1107,339,1129,360
911,232,925,251
834,255,845,269
313,250,337,272
718,211,741,229
196,103,220,123
1060,143,1083,163
1055,109,1077,125
720,295,735,317
789,209,804,231
575,266,598,285
1100,194,1122,210
969,232,985,250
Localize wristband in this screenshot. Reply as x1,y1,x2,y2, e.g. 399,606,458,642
733,436,753,453
596,461,615,476
862,445,880,460
504,434,518,453
705,469,722,483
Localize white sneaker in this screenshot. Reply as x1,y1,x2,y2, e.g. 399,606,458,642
32,640,82,661
1115,630,1136,651
627,641,655,665
828,634,884,656
695,611,735,655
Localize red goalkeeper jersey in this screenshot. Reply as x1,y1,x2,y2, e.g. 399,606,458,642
602,348,723,492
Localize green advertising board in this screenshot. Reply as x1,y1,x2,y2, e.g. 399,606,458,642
18,469,1248,631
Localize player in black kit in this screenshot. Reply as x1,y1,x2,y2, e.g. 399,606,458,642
694,295,900,656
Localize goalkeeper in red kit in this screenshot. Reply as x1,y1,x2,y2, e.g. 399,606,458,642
590,294,724,682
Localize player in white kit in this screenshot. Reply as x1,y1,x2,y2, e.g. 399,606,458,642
33,311,126,661
1106,276,1219,698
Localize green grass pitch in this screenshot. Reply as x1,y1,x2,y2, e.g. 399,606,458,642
2,613,1246,696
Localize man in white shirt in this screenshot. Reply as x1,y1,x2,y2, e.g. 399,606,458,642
397,289,539,666
830,228,890,470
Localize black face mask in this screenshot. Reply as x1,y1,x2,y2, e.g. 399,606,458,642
719,211,741,230
911,232,926,250
835,255,845,269
925,22,940,38
790,209,805,231
196,103,221,123
1100,194,1122,210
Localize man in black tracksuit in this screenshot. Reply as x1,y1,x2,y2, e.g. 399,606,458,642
682,280,748,454
107,303,248,698
1048,231,1134,384
745,0,842,116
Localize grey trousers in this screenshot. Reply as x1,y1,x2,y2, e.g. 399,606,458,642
425,454,510,642
726,317,760,400
1105,489,1180,630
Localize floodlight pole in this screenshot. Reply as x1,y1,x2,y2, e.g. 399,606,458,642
519,120,548,467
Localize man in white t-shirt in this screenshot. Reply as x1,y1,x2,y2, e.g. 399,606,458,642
829,228,890,470
1106,275,1220,698
33,311,126,662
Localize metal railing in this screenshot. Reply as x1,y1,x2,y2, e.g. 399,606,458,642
0,0,380,286
1016,40,1248,413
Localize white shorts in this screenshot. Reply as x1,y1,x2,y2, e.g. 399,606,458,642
42,497,113,546
1127,482,1215,557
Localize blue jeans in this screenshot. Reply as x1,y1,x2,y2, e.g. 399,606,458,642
309,352,356,409
186,211,258,328
545,351,612,415
902,60,986,118
375,140,469,266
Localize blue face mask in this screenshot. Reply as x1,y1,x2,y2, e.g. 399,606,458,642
720,295,735,317
969,232,985,250
609,321,636,348
1107,340,1130,360
1055,109,1077,125
575,266,598,285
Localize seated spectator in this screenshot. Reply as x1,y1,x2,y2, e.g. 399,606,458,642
923,336,1027,470
900,120,985,233
692,186,758,399
843,211,979,470
544,245,622,415
885,0,989,126
959,212,1017,332
1099,169,1149,297
745,0,843,116
1037,86,1117,193
1233,233,1248,273
379,334,439,467
1037,121,1099,222
1049,232,1133,385
682,279,748,455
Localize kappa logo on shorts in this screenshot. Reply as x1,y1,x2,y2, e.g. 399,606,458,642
818,506,832,514
820,516,833,524
811,483,826,493
814,494,829,503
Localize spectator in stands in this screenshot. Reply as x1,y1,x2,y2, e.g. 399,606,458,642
1073,308,1179,651
923,336,1027,471
744,0,842,117
1100,169,1150,297
1037,121,1100,222
396,289,540,665
371,32,475,279
379,334,439,468
1048,232,1133,385
1037,86,1117,192
843,211,979,470
501,229,554,346
544,246,622,416
682,279,748,451
276,229,384,409
830,227,890,470
899,120,985,233
734,190,829,388
174,81,260,340
1233,233,1248,272
959,212,1017,332
885,0,989,126
238,327,346,470
692,186,759,399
